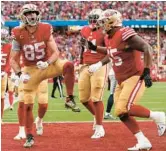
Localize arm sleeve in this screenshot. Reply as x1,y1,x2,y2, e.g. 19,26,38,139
45,24,53,41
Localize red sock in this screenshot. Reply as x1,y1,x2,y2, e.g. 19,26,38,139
83,100,95,115
121,116,140,134
18,102,24,126
24,104,34,135
8,91,14,106
1,98,4,118
63,62,74,96
129,105,150,118
94,101,104,125
38,103,48,119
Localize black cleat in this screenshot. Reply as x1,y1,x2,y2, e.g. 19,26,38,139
65,96,81,112
23,134,34,148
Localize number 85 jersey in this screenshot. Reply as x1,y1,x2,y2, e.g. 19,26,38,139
11,22,52,66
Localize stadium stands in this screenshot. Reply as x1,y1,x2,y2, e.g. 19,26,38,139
1,1,166,20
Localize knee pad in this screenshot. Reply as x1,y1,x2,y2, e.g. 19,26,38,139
119,113,129,122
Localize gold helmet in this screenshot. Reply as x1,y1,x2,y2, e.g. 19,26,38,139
88,9,103,29
98,9,122,33
1,28,9,44
20,4,40,26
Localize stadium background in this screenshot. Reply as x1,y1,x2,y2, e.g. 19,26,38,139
1,1,166,151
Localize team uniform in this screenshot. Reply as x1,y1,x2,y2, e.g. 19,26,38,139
11,23,70,104
87,8,166,151
79,26,107,103
105,27,145,117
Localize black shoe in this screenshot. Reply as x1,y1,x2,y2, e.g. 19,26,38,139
23,134,34,148
51,96,57,98
65,95,81,112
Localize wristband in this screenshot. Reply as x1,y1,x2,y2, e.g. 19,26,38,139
16,71,22,77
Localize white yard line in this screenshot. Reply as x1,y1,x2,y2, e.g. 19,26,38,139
2,120,154,124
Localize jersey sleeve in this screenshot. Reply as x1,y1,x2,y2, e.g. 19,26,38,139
122,27,137,41
44,23,53,41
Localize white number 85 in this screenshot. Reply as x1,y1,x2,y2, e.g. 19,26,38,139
23,42,46,61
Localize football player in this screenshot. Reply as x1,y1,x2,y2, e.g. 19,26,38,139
13,79,48,140
79,9,107,139
1,28,12,122
10,4,80,148
86,9,166,150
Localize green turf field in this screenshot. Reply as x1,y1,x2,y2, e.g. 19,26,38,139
3,82,166,122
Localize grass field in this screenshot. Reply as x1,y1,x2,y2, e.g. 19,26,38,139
3,82,166,123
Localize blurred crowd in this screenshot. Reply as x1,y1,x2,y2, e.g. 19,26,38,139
1,1,166,20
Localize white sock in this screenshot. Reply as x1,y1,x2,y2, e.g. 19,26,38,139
19,126,25,134
95,124,103,130
37,117,43,127
150,111,161,121
135,131,146,143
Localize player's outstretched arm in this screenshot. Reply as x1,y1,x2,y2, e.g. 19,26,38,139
88,55,110,73
87,41,107,54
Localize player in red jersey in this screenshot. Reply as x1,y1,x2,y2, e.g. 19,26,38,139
10,4,80,148
79,9,108,139
1,28,14,122
86,9,166,150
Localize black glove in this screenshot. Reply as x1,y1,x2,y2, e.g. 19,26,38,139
80,38,86,46
140,68,152,88
87,41,97,51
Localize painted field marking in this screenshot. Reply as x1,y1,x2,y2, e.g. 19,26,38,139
2,120,154,124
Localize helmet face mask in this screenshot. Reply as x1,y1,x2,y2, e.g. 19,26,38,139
1,28,9,45
88,9,103,29
98,9,122,34
20,4,40,26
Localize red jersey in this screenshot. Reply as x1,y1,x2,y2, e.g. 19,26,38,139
105,27,143,84
80,26,105,64
1,43,11,73
11,23,53,66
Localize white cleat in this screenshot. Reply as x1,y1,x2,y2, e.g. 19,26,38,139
91,125,105,139
128,138,152,151
14,133,26,140
155,112,166,136
35,117,43,136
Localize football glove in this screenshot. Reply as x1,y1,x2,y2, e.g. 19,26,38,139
80,37,86,46
11,73,20,86
20,73,31,83
36,61,49,69
140,68,152,88
1,71,6,78
87,41,97,51
88,61,102,73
